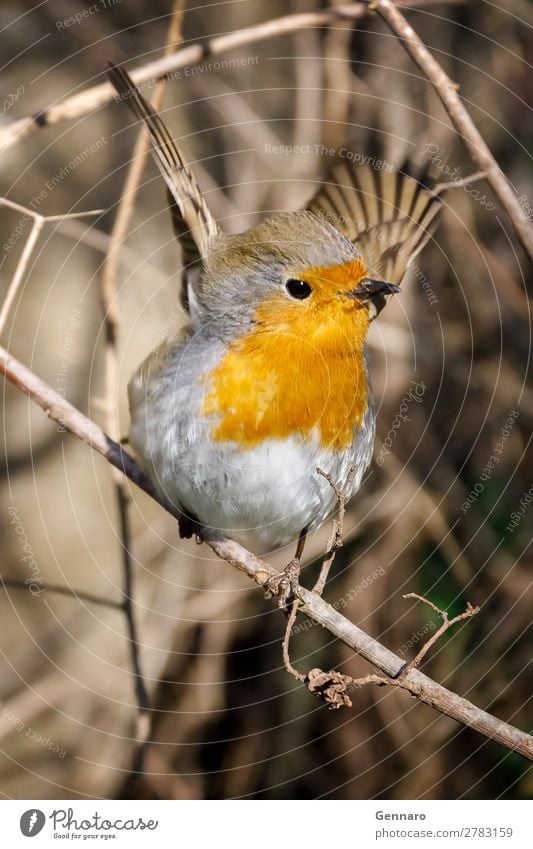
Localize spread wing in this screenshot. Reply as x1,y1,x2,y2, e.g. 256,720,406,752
306,161,443,284
108,63,219,307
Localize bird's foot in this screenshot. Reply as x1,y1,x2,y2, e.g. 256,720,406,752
264,558,302,609
178,509,203,541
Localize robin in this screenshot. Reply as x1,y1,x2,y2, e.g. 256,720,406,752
108,64,444,600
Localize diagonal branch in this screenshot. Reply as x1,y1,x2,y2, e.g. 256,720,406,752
1,342,531,761
372,0,533,262
0,0,461,154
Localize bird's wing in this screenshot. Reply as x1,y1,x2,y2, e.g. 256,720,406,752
108,63,219,305
306,161,443,284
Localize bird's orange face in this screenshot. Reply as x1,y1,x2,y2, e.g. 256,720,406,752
202,257,373,450
252,256,370,340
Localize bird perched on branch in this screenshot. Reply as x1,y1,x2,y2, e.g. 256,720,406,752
108,63,444,601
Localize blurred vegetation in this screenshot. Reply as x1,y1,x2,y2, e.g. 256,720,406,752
0,0,531,800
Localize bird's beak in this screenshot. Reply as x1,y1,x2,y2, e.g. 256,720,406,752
344,277,400,320
346,278,401,300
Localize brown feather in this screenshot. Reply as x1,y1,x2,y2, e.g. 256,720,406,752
306,161,443,284
108,63,219,279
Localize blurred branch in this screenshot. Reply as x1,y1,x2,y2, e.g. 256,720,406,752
96,0,186,775
0,576,123,610
0,0,462,154
1,344,531,761
0,217,44,337
0,198,102,337
322,0,354,150
373,0,533,262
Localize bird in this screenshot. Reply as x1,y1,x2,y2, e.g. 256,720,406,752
108,63,444,602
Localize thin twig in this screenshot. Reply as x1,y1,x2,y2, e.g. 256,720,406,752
98,136,152,773
116,485,150,774
282,600,306,682
433,170,487,195
0,576,123,610
0,0,463,154
97,0,186,775
322,0,354,150
0,217,44,337
314,465,356,596
0,196,104,221
0,200,103,337
1,344,531,760
400,593,480,676
372,0,533,262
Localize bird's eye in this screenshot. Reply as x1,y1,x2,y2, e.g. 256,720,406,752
286,278,312,300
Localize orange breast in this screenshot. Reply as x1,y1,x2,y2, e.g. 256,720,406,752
201,258,371,450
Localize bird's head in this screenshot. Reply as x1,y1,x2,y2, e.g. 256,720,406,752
192,211,399,348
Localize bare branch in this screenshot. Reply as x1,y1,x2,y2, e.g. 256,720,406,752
97,0,187,775
282,600,306,683
0,0,463,154
1,343,530,760
433,170,487,195
0,196,104,222
0,217,44,337
314,465,356,596
373,0,533,262
0,576,123,610
401,593,480,676
0,200,103,337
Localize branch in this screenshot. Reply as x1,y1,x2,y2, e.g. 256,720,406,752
1,343,531,761
96,0,186,774
0,576,123,610
282,601,306,683
372,0,533,262
0,199,103,337
314,465,356,595
401,593,480,675
0,0,461,154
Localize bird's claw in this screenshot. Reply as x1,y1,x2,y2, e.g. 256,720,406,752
264,558,302,608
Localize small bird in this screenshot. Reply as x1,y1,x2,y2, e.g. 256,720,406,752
109,64,444,598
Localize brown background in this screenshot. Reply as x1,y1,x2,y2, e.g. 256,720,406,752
0,0,531,799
